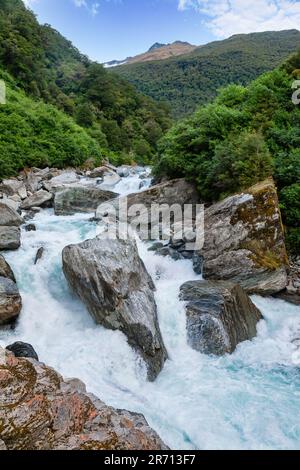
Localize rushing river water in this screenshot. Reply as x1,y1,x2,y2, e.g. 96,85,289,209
1,172,300,450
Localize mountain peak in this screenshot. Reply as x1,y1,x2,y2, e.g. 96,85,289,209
148,43,166,52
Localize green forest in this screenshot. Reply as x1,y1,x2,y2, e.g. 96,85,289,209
154,51,300,254
0,0,299,255
0,0,171,175
115,30,300,118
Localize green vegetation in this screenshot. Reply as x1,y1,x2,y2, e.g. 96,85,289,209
0,69,102,177
0,0,171,175
114,30,300,118
154,52,300,254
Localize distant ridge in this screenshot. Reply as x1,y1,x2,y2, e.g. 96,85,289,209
103,41,196,68
112,29,300,118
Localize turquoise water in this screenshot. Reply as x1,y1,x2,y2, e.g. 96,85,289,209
1,177,300,450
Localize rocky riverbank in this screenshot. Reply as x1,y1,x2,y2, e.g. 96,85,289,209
0,164,299,450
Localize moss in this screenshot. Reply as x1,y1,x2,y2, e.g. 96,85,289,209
231,178,289,270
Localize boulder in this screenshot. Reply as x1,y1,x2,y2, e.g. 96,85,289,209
0,178,27,199
6,342,39,361
0,227,21,250
0,347,167,450
95,178,199,240
54,186,118,215
197,179,288,295
0,202,23,227
0,203,22,251
180,280,262,356
62,235,167,381
0,254,15,281
21,190,53,210
25,224,36,232
34,247,44,265
88,166,111,178
0,276,22,325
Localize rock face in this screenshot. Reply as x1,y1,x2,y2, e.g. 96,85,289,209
54,186,118,215
0,276,22,325
0,203,23,250
180,280,262,356
198,179,288,295
21,189,53,210
0,347,168,450
62,235,167,381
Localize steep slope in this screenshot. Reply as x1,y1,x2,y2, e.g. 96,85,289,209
0,0,171,165
154,50,300,254
114,30,300,118
104,41,196,67
0,69,102,178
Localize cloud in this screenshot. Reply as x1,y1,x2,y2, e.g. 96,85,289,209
178,0,300,38
73,0,100,16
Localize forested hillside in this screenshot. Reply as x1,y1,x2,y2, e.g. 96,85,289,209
154,51,300,254
0,0,171,174
114,30,300,118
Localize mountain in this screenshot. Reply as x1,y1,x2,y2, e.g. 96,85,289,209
103,41,196,68
112,30,300,118
0,0,171,177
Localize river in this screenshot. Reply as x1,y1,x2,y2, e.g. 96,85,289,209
1,171,300,450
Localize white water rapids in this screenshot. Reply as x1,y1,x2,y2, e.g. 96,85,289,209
1,171,300,450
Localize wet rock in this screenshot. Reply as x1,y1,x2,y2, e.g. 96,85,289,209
148,242,164,252
25,224,36,232
117,166,130,178
62,235,168,381
21,190,53,210
197,179,288,295
6,342,39,361
34,247,44,265
0,276,22,325
180,280,262,356
54,186,118,215
0,255,15,281
0,346,168,450
23,207,41,222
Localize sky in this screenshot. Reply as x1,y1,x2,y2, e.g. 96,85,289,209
23,0,300,63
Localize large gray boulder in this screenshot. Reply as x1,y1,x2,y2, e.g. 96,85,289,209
0,276,22,325
54,186,118,215
180,280,262,356
0,203,22,250
197,179,288,295
21,190,53,210
95,178,199,239
62,235,167,380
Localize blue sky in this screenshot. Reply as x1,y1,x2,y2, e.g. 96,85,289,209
23,0,300,63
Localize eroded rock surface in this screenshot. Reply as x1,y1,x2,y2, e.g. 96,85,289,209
180,280,262,355
0,346,167,450
62,235,167,381
198,179,288,295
